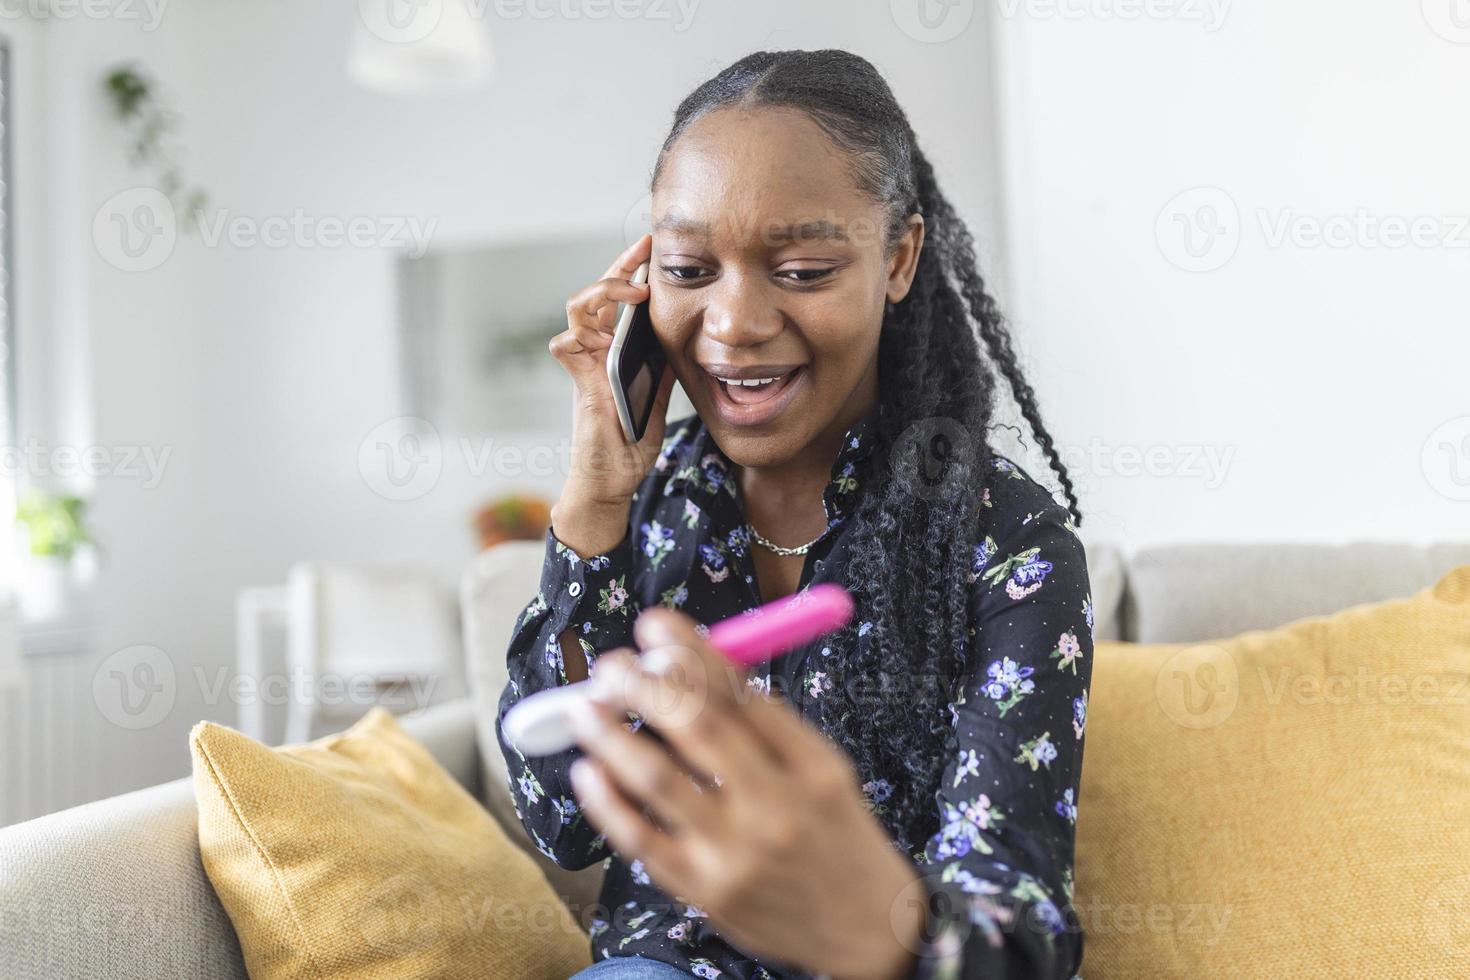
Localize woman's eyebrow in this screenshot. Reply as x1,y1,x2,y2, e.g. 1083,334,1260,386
653,213,851,247
764,219,850,244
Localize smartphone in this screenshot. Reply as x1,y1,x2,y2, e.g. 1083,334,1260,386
606,262,668,443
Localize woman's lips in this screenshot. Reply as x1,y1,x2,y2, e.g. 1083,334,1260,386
703,366,806,427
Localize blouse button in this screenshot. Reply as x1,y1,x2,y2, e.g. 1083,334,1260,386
568,582,582,597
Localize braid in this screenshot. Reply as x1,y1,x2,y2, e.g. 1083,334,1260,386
907,144,1083,525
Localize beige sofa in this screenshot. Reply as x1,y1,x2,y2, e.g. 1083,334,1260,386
3,539,1468,979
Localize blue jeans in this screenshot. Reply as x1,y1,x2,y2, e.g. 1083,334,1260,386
570,956,692,978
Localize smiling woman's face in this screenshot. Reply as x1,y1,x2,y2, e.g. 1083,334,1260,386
650,106,922,469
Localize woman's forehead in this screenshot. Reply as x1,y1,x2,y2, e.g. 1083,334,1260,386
653,109,880,251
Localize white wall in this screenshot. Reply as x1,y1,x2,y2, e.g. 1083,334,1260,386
990,0,1470,545
8,0,1007,821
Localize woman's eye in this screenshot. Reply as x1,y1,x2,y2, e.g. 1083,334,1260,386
661,265,710,282
778,267,836,284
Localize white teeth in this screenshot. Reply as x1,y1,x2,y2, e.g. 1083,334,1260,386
717,375,782,387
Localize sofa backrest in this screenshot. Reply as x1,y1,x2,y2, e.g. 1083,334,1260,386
1122,541,1470,643
460,541,608,918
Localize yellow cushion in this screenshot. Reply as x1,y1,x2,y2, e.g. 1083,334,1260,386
191,708,591,980
1074,567,1470,978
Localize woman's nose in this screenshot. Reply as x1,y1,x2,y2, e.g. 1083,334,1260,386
700,276,784,348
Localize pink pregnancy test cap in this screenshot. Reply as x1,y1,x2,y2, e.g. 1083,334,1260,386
706,582,854,667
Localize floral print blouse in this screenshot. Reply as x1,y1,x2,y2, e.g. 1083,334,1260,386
496,406,1094,980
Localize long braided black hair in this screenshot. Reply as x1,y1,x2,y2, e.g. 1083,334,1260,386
652,50,1081,852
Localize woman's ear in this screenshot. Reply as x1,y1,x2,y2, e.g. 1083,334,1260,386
885,214,925,304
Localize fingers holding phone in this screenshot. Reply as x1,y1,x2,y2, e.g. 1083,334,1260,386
552,236,653,375
549,234,677,555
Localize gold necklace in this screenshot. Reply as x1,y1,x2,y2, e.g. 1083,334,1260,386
747,522,828,557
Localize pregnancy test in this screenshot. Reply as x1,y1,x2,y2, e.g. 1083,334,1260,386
502,582,854,756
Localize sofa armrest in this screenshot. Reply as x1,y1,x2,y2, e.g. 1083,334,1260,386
0,698,482,980
0,776,248,980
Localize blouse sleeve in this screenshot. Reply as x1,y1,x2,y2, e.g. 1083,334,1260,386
495,519,643,870
909,472,1094,979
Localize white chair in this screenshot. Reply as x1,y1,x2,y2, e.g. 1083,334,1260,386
280,561,466,743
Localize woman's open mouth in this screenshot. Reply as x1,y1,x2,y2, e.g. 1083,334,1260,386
701,363,807,427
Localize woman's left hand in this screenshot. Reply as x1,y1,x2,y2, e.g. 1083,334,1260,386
565,606,926,980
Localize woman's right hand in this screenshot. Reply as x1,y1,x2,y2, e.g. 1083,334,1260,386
548,234,677,556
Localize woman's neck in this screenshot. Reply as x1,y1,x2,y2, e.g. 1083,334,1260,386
735,380,878,542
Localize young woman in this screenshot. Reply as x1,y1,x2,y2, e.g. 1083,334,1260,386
498,49,1093,980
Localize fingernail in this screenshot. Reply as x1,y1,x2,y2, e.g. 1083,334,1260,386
640,647,675,676
569,758,595,791
566,694,605,736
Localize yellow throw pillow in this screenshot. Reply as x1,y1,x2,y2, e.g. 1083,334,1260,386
191,708,591,980
1073,566,1470,978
